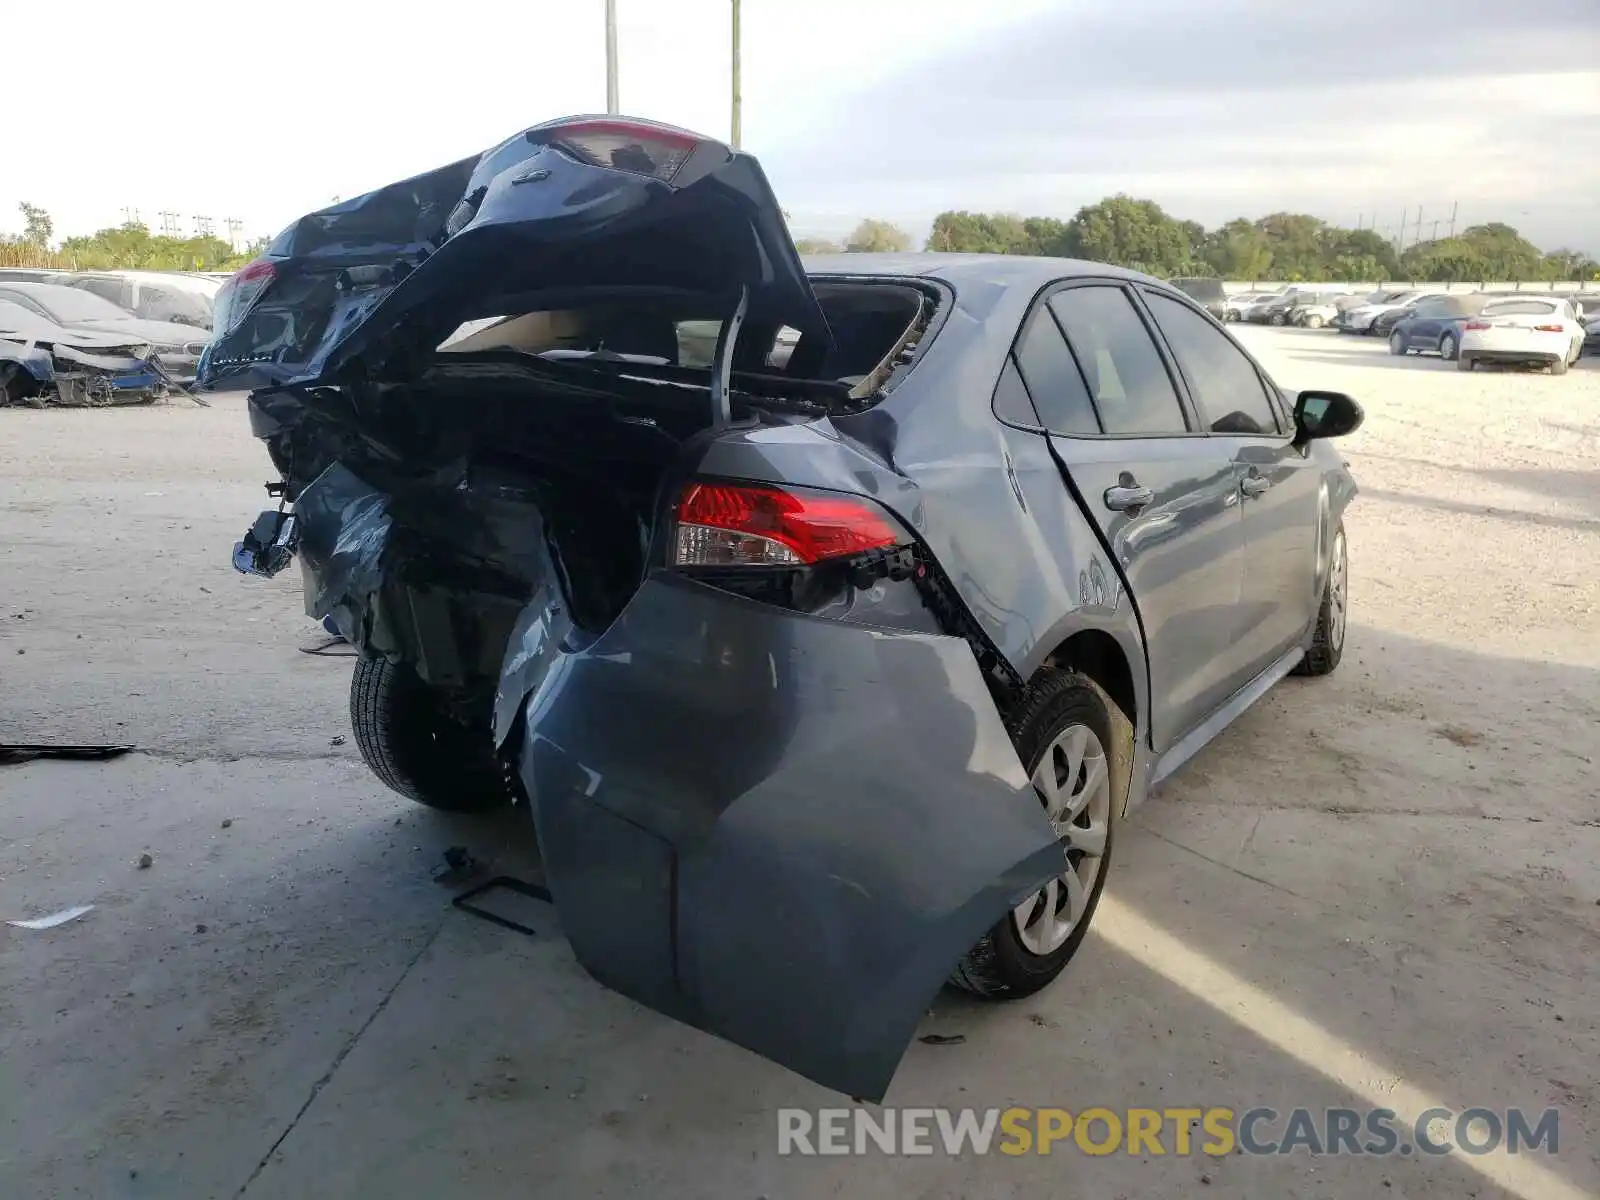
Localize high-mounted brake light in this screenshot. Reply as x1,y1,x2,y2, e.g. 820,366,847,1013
214,257,278,336
546,118,701,183
674,482,904,568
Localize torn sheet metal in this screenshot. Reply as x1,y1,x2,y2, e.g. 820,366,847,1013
508,572,1065,1101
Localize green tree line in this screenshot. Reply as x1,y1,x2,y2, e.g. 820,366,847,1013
1,202,267,272
798,201,1597,282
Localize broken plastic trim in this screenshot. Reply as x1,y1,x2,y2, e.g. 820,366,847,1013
709,284,749,428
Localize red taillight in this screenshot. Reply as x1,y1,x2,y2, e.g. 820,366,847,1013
1463,321,1490,331
214,257,277,336
545,117,702,183
1533,324,1564,333
674,482,904,568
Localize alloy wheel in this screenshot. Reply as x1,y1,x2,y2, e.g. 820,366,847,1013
1013,723,1112,956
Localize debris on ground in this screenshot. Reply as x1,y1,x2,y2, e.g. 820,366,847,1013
221,818,233,828
431,845,481,887
195,923,208,934
8,905,95,930
917,1033,967,1047
329,735,347,747
0,744,134,766
137,853,153,869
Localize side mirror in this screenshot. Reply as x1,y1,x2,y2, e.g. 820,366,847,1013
1294,390,1363,445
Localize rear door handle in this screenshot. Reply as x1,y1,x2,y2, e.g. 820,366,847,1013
1104,484,1154,512
1241,474,1271,498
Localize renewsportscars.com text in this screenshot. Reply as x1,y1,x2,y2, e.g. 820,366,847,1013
777,1106,1560,1158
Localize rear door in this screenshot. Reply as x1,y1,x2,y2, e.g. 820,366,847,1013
1023,280,1249,753
1139,287,1323,676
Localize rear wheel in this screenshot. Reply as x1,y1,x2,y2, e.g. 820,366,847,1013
1389,331,1406,355
1270,311,1287,327
1551,354,1569,376
950,672,1116,999
1438,332,1458,361
1305,314,1326,329
1457,353,1475,372
1294,524,1347,677
349,656,513,812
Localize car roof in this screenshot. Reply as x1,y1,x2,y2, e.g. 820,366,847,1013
800,252,1159,291
0,281,77,297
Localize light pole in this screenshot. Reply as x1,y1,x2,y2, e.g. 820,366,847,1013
731,0,742,148
605,0,619,114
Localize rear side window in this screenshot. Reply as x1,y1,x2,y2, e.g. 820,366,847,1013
1144,293,1281,435
1013,309,1099,434
1048,286,1189,435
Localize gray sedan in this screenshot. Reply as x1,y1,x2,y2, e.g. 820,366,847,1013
201,114,1361,1103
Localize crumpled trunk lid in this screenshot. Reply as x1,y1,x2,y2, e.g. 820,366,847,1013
199,116,832,393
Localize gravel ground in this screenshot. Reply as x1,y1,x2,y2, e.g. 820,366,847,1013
1,331,1596,1199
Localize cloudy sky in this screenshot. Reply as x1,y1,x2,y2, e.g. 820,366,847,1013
5,0,1597,253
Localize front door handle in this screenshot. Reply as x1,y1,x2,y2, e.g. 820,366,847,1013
1104,484,1155,512
1241,474,1271,498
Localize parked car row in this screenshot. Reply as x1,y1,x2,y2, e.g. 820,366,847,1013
0,268,219,329
0,277,212,385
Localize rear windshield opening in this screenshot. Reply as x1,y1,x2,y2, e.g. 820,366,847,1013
435,279,934,402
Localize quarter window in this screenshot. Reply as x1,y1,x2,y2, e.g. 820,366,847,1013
1048,286,1189,435
1144,292,1282,435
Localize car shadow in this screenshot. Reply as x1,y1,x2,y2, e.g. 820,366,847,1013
1358,485,1600,533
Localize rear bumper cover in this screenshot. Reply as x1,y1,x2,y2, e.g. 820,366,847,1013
497,573,1064,1101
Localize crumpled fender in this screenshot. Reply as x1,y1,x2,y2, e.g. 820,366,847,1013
498,572,1064,1101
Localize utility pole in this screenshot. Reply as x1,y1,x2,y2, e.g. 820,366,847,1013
1431,219,1440,241
604,0,619,114
730,0,742,149
1414,205,1423,248
225,217,243,251
193,216,214,238
1448,200,1458,238
159,210,181,237
1397,208,1406,255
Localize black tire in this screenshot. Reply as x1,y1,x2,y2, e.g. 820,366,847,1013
950,672,1119,999
1270,312,1287,327
1457,353,1475,372
1439,332,1458,361
1294,523,1347,677
1389,331,1406,356
1550,354,1568,376
349,656,512,812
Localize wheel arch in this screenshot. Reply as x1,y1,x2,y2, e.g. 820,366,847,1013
1031,627,1142,818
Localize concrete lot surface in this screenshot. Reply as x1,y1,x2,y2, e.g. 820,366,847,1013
2,330,1597,1199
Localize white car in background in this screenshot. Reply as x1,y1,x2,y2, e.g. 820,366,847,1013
58,270,219,331
1458,296,1587,375
1222,291,1280,322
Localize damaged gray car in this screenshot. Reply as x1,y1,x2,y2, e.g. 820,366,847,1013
0,299,171,406
200,114,1362,1102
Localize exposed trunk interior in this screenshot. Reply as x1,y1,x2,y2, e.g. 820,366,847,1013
268,281,938,714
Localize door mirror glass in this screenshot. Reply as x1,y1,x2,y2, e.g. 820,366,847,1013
1294,390,1363,442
